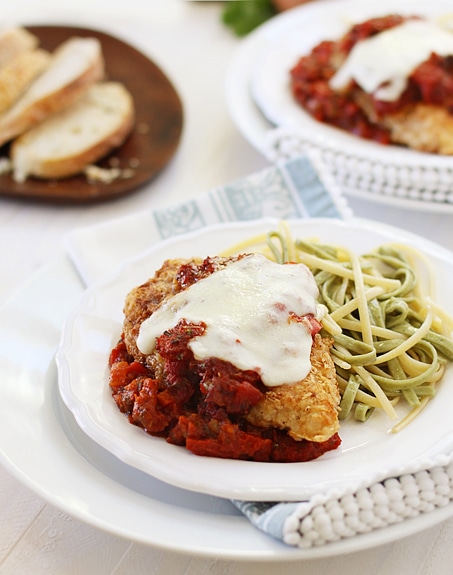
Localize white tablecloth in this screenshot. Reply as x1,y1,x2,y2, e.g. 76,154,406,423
2,1,453,573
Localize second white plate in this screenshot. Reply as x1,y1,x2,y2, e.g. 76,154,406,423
56,218,453,502
226,0,453,210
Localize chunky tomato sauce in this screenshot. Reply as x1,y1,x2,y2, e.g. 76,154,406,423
108,319,340,463
290,15,453,143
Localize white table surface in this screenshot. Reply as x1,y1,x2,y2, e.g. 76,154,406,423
2,1,453,573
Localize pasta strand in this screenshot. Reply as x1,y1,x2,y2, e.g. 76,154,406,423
224,222,453,430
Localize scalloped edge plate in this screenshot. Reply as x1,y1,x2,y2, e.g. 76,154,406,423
57,218,453,502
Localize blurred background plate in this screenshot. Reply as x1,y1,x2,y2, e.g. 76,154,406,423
226,0,453,212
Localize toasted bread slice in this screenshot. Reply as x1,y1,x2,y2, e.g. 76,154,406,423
0,27,39,69
11,82,134,182
0,36,104,147
0,49,51,114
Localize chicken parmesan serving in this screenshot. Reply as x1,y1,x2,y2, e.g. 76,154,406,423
108,253,341,462
290,14,453,154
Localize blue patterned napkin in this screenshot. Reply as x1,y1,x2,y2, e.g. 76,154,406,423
66,154,350,286
65,154,453,549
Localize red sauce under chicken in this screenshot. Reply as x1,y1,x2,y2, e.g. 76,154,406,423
108,321,341,463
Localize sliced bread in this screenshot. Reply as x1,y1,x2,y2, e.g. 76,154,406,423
0,36,104,147
0,27,39,68
11,81,135,182
0,49,51,114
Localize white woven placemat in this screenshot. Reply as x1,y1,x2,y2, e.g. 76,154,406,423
264,128,453,211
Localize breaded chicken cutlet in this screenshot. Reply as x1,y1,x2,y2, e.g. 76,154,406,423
109,255,341,462
246,334,340,443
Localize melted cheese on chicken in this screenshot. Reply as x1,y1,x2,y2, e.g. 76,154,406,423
331,19,453,101
137,253,323,387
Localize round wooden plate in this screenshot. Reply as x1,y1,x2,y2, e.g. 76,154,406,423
0,25,184,203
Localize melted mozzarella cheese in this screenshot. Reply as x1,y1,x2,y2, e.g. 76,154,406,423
330,19,453,101
137,254,322,387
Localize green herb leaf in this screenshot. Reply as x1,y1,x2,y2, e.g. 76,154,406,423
222,0,277,37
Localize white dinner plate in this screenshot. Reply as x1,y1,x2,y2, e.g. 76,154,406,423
226,0,453,211
57,218,453,502
2,223,453,559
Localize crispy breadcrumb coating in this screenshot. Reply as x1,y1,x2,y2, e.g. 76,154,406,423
246,334,340,442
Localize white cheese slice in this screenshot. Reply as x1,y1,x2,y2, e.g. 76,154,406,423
137,254,322,387
330,19,453,101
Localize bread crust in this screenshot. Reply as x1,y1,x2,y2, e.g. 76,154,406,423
11,82,134,181
0,37,104,147
29,112,134,179
0,27,39,68
10,82,135,182
0,49,50,115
